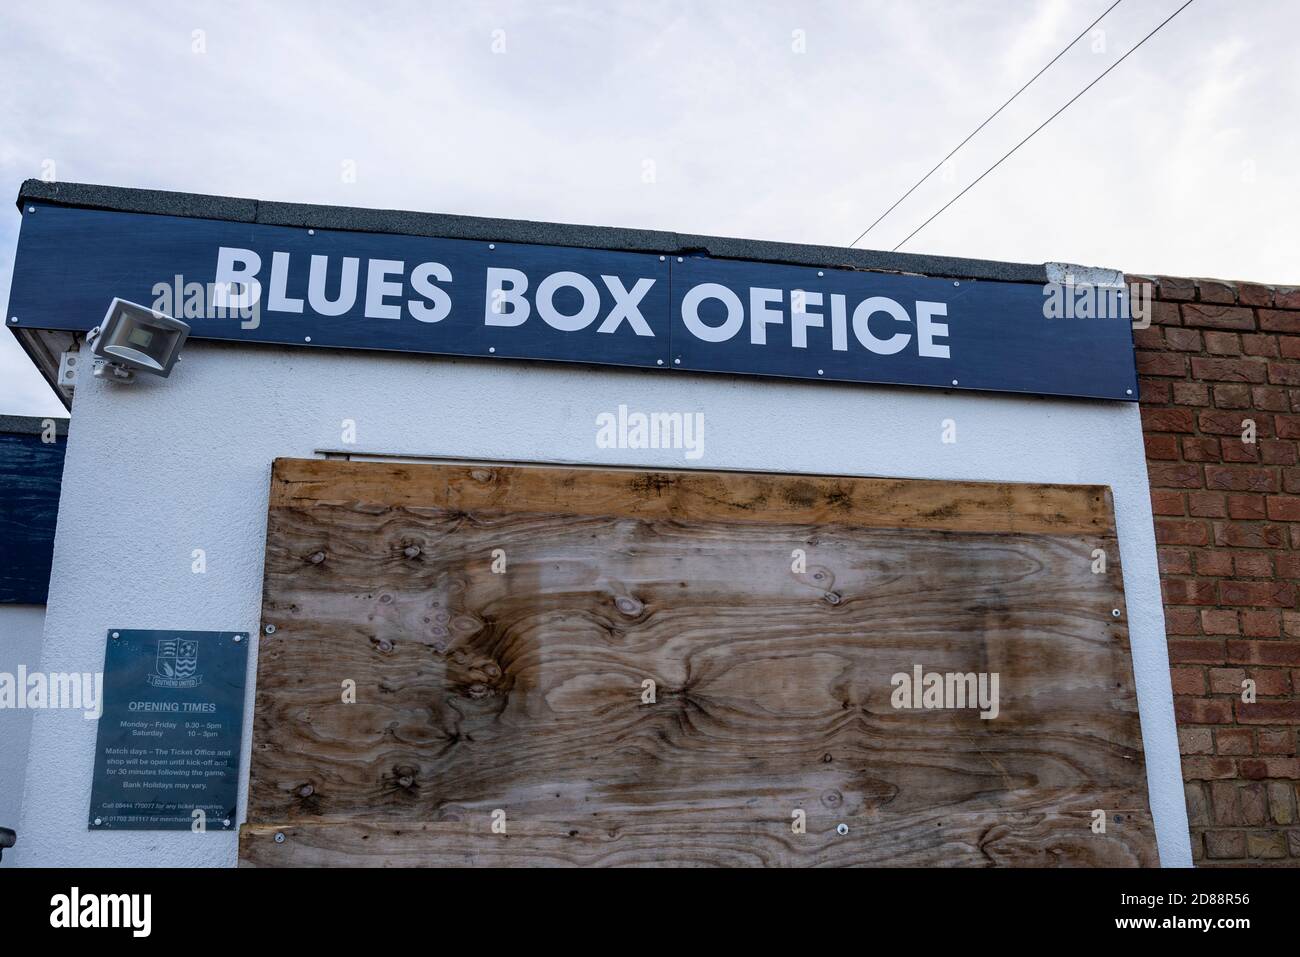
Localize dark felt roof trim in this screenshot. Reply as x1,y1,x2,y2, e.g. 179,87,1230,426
17,179,1048,283
0,414,68,436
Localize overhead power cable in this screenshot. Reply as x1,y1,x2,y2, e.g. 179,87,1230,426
891,0,1196,251
848,0,1125,248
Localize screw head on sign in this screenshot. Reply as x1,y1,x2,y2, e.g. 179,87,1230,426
233,634,243,643
836,823,849,836
264,624,276,635
1112,609,1121,618
274,832,286,844
94,817,103,826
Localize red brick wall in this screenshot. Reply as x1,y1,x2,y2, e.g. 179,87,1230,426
1132,274,1300,865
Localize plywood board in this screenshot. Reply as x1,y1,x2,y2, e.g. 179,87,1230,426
241,458,1156,867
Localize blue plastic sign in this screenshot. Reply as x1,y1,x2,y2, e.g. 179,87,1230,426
88,629,249,830
0,428,65,604
7,204,1137,400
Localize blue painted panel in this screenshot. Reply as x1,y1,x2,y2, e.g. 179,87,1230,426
6,203,1137,401
8,205,670,369
89,629,249,829
0,432,66,604
668,256,1138,400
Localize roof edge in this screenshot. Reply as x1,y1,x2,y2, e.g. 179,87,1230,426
0,412,68,435
16,179,1048,284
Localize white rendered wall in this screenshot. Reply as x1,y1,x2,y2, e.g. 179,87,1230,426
17,341,1191,866
0,603,45,864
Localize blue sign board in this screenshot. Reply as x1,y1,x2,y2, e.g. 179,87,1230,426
7,203,1137,400
0,427,66,604
88,629,249,830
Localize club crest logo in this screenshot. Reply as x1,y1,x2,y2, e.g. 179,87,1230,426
147,638,202,688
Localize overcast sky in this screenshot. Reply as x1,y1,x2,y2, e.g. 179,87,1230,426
1,0,1294,417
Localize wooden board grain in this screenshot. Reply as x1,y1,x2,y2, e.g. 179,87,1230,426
269,458,1116,536
243,458,1156,867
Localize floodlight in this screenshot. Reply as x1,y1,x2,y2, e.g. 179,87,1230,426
87,298,190,383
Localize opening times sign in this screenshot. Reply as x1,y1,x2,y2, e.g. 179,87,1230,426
8,204,1137,400
88,630,249,831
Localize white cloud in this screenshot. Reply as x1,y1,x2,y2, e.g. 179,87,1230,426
1,0,1297,413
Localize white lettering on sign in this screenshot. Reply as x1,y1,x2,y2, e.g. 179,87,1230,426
210,247,953,361
536,271,600,331
484,267,528,326
217,246,459,325
268,251,302,313
680,283,950,359
791,290,823,349
917,301,950,358
681,283,743,342
853,296,911,355
307,255,359,316
409,262,452,323
365,259,404,320
213,247,261,310
597,276,655,336
484,268,656,335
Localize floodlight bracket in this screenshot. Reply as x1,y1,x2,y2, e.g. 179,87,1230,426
86,299,190,384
